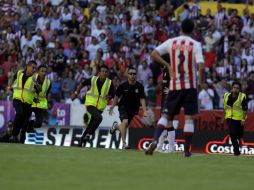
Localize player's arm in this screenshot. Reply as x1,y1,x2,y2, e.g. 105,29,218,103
151,50,169,68
140,98,147,116
195,42,205,86
198,63,205,86
151,40,174,78
140,85,147,116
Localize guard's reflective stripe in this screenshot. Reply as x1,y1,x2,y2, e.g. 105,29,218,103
86,77,110,101
225,92,243,111
87,76,97,96
224,92,246,120
12,87,34,92
38,78,50,98
238,93,242,108
16,71,21,88
13,72,35,92
101,79,110,98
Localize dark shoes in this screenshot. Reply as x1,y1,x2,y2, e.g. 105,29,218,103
79,135,91,148
145,141,157,155
183,151,192,157
122,143,131,149
234,151,240,156
9,136,19,143
110,121,118,134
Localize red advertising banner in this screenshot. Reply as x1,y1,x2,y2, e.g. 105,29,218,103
130,109,254,132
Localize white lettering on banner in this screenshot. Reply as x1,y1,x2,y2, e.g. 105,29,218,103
57,109,66,125
209,144,254,155
25,127,127,149
138,138,185,152
57,109,66,117
0,106,5,129
206,135,254,155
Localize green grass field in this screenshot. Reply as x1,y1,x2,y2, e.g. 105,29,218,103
0,144,253,190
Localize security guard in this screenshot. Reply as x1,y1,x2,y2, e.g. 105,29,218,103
27,64,51,132
75,65,114,147
7,60,38,143
223,81,248,156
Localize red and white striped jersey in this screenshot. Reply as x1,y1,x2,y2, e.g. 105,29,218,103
156,36,204,91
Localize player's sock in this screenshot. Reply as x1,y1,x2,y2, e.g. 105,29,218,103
166,127,175,152
156,129,167,151
183,120,194,155
153,117,168,142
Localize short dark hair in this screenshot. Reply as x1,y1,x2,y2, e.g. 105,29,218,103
232,81,242,90
99,65,109,71
128,66,136,72
181,19,194,35
27,60,37,66
38,64,48,70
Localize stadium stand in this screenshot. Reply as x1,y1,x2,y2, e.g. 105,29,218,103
0,0,254,112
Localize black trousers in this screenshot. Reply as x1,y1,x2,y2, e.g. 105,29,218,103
30,107,47,128
226,119,244,155
12,99,32,143
81,106,103,141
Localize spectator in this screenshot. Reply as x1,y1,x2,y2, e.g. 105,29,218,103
0,66,7,90
198,83,215,110
86,36,101,61
137,60,153,86
145,77,157,107
62,70,77,100
246,72,254,97
49,73,62,102
65,92,81,105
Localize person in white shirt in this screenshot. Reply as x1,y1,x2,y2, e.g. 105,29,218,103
61,6,72,22
198,83,214,110
91,21,106,39
86,37,101,60
37,11,50,31
248,95,254,112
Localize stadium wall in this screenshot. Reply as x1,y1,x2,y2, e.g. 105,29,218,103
1,100,254,155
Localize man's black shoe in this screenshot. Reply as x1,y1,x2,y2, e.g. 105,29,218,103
122,144,131,149
234,152,240,156
9,136,19,143
183,151,192,157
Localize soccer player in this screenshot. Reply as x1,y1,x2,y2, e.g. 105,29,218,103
156,67,176,153
108,66,147,149
77,65,115,147
145,19,205,157
223,81,248,156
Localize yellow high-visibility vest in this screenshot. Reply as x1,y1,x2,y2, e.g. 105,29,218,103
224,92,246,120
85,76,112,111
32,76,51,109
12,70,36,104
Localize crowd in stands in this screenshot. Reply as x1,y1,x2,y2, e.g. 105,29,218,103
0,0,254,112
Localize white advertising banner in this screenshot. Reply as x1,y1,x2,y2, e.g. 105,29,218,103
70,105,121,128
25,126,127,149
